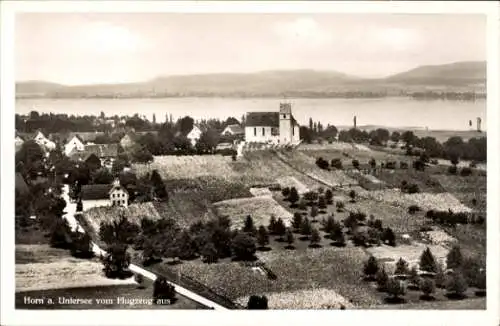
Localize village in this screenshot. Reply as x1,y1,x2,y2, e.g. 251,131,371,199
14,101,487,310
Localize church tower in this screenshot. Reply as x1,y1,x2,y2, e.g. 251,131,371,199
279,102,293,144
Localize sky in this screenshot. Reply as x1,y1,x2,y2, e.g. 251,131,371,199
15,13,486,85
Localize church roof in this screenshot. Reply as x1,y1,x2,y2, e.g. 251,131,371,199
245,112,298,127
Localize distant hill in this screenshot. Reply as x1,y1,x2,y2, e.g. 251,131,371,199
384,61,486,86
16,61,486,99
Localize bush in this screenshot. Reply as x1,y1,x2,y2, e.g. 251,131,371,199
460,167,473,176
386,278,406,301
135,274,144,288
369,158,376,169
413,160,425,171
446,245,463,270
408,265,420,289
318,196,327,209
292,212,303,231
435,263,446,289
103,243,131,279
475,270,486,296
285,228,295,248
153,276,176,304
336,201,345,212
352,159,360,169
446,271,468,299
324,189,333,204
381,227,396,246
385,161,397,169
287,187,299,206
394,258,410,276
376,268,389,291
402,183,420,194
231,232,257,261
399,161,409,169
50,219,72,249
419,247,438,274
281,187,291,198
316,157,330,170
242,215,257,236
309,228,321,247
447,165,458,175
420,278,436,300
70,232,94,259
247,295,268,309
352,231,368,247
363,255,379,280
300,218,312,237
331,158,343,169
257,226,269,249
348,190,357,202
408,205,421,214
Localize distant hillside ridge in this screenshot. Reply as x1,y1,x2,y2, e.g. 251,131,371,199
16,61,486,99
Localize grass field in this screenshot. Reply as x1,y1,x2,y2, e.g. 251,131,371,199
16,255,135,292
213,196,293,230
16,244,71,265
16,280,205,310
369,297,485,310
84,202,161,234
166,246,381,306
433,174,486,215
153,190,217,228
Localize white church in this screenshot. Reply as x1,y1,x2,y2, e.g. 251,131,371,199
244,103,300,145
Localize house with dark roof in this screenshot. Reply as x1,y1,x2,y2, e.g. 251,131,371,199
221,124,244,137
80,179,129,210
244,102,300,144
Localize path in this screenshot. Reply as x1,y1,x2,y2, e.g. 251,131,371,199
60,185,228,310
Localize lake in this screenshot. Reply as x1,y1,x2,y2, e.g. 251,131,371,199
16,97,486,131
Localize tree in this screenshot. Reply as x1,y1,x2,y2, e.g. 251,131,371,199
446,245,463,270
376,268,389,291
369,158,376,169
131,146,154,164
70,232,94,259
352,159,360,170
285,228,295,249
386,278,406,301
257,226,269,249
50,218,72,249
281,187,291,198
330,222,345,247
446,271,468,298
247,295,268,309
268,215,277,235
391,131,401,143
231,232,256,261
135,273,145,289
300,218,312,237
325,189,333,204
150,170,168,201
176,230,197,260
381,227,396,246
408,265,420,289
323,215,336,234
435,262,446,289
419,247,438,273
401,131,416,147
153,276,176,304
196,129,220,154
91,168,114,184
348,190,356,203
309,228,321,247
288,187,299,207
177,116,195,136
394,258,410,276
103,243,131,279
243,215,257,236
336,201,345,212
331,158,343,169
310,204,319,222
420,278,436,300
275,218,286,240
292,212,303,231
363,255,379,280
201,242,219,264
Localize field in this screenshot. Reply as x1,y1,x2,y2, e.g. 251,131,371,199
84,202,161,233
213,196,293,229
167,246,380,306
433,174,487,215
153,190,217,228
15,245,135,292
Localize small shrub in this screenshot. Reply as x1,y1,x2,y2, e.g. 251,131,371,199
348,190,357,202
420,278,436,300
435,263,446,289
408,265,420,290
281,187,291,198
448,165,458,175
331,158,343,169
399,161,408,169
381,227,396,246
419,247,438,274
336,201,345,212
309,228,321,247
352,231,368,247
445,271,468,299
408,205,421,214
247,295,268,309
446,245,463,270
316,157,330,170
352,159,360,169
413,160,425,171
363,255,379,281
153,276,176,304
376,268,389,291
135,274,145,289
325,189,333,204
292,212,303,231
386,278,407,302
394,258,410,276
475,270,486,297
460,167,473,176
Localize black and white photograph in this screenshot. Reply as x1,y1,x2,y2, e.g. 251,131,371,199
1,1,499,326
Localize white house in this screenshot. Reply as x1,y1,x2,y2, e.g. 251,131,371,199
187,125,202,147
221,124,244,137
80,179,129,211
64,135,86,156
244,103,300,145
34,131,56,151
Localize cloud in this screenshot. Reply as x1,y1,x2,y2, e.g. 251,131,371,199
272,17,332,47
369,27,422,52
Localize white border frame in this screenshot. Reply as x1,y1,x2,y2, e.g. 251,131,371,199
1,1,499,326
